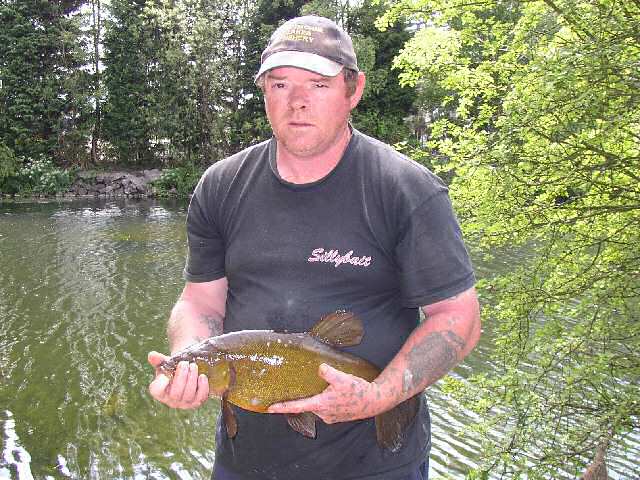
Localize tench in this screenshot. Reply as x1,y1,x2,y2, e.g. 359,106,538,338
159,311,419,450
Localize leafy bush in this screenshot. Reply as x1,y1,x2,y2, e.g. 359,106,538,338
0,142,22,194
18,156,73,195
152,164,203,197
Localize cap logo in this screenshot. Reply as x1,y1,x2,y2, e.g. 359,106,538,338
277,24,323,43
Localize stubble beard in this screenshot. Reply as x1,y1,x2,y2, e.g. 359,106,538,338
276,123,350,160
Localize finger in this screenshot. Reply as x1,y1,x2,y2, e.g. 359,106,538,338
148,350,169,368
149,373,170,401
180,363,200,403
268,396,321,414
194,374,210,404
168,361,190,401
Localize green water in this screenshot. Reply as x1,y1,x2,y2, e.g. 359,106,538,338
0,199,218,479
0,199,636,479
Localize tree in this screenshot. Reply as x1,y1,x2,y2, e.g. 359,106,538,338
0,0,91,164
380,0,640,477
142,0,199,164
102,0,273,166
183,0,264,163
348,0,417,144
102,0,157,165
88,0,104,166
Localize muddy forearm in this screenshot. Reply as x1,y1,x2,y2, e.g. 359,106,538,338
373,288,481,411
374,328,466,405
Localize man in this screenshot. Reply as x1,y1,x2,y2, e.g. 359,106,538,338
149,15,480,480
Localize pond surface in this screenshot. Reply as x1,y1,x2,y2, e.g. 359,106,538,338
0,199,637,479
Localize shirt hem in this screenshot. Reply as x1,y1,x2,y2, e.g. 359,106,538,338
183,269,225,283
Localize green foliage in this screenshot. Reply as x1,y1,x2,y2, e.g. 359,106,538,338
0,142,19,181
101,0,155,164
18,157,74,195
308,0,418,144
1,155,73,195
0,1,91,163
152,164,203,197
0,142,22,194
383,0,640,477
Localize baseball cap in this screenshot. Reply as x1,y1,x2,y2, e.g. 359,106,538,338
256,15,359,80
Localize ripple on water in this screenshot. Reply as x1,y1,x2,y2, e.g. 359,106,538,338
0,410,35,480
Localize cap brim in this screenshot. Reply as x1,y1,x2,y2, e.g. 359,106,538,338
255,51,343,81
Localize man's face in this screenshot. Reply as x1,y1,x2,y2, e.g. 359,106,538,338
262,67,363,159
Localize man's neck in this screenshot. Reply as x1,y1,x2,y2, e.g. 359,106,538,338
276,127,352,184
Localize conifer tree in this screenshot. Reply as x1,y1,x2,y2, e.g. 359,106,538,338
102,0,156,164
0,0,90,163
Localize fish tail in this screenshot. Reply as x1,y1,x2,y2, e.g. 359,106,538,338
374,394,421,452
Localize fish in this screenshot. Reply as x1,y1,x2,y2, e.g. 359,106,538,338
159,311,419,450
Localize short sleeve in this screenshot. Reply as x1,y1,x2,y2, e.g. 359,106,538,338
395,191,475,307
183,174,226,282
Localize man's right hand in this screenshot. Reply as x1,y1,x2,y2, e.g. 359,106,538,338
148,351,210,409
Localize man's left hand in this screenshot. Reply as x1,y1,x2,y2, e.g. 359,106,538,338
267,363,387,423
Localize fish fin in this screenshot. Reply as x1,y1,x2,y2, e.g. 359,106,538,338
285,412,317,439
309,311,364,347
207,360,235,397
375,395,420,452
222,396,238,439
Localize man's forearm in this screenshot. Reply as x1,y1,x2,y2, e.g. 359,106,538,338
374,327,468,407
373,288,481,411
167,299,224,354
165,279,228,354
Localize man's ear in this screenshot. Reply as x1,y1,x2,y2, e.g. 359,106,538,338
349,72,367,109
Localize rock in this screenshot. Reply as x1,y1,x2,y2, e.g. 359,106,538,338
142,169,162,182
21,168,184,200
96,172,126,184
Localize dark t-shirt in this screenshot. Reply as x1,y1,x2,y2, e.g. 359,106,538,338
184,129,475,479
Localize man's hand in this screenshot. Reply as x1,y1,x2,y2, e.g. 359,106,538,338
148,278,228,409
148,351,210,409
268,363,388,423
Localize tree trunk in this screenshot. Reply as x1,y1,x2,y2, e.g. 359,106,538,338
580,439,609,480
90,0,102,166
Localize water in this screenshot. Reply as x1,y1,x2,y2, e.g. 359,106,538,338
0,199,636,479
0,199,217,479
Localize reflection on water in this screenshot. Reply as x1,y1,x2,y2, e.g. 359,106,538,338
1,410,34,480
0,199,637,479
0,199,219,480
